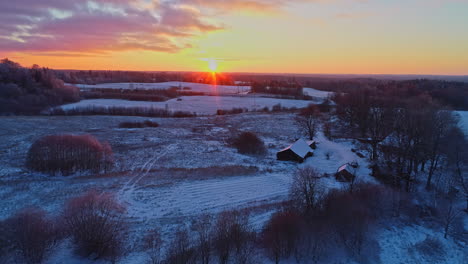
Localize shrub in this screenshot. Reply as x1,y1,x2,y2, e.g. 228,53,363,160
212,211,253,264
322,189,374,255
118,120,159,128
261,210,304,264
144,229,163,264
62,190,126,261
191,214,213,264
3,209,58,264
232,132,266,155
26,134,113,175
164,228,195,264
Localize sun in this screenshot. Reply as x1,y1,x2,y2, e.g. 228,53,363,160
207,59,218,72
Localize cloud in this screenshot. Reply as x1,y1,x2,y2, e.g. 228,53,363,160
0,0,222,55
0,0,343,56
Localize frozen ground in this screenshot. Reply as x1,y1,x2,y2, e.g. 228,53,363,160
59,96,315,115
70,81,250,95
456,110,468,135
0,112,465,264
302,87,333,99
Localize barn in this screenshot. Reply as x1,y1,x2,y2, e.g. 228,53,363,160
335,164,355,182
277,139,314,163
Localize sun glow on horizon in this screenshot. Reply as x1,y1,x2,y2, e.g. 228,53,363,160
207,58,218,73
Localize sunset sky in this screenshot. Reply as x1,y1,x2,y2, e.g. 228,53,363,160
1,0,467,74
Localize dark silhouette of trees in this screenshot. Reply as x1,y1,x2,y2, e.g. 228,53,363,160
0,58,79,114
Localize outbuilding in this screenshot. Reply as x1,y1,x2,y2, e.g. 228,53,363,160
335,164,355,182
277,139,314,163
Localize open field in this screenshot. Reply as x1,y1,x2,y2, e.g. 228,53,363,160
0,111,466,263
71,82,251,95
58,96,318,115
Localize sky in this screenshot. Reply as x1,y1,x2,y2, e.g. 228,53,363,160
1,0,468,74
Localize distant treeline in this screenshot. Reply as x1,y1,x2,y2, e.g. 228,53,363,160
56,70,236,85
323,79,468,110
0,59,79,114
47,106,196,118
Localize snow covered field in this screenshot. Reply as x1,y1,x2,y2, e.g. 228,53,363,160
71,81,250,95
302,87,333,99
0,112,465,264
456,111,468,135
59,96,315,115
69,82,333,99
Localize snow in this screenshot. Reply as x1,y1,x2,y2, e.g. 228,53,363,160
59,96,314,115
302,87,333,98
456,111,468,135
280,139,313,158
1,112,464,264
70,81,250,95
338,164,348,172
378,223,467,264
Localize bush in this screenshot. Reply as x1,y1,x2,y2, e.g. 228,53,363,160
261,210,305,264
232,132,266,155
62,190,126,261
119,120,159,128
3,209,59,264
164,228,195,264
26,134,113,175
212,211,254,264
144,229,163,264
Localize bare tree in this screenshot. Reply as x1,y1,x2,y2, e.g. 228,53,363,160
165,227,195,264
296,104,320,140
443,127,468,211
191,214,213,264
261,211,304,264
144,229,163,264
424,110,458,189
290,167,324,215
212,211,252,264
436,188,462,239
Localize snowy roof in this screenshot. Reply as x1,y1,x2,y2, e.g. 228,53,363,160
280,139,313,158
306,140,316,145
338,164,348,172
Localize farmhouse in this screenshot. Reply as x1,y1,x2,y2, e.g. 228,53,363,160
277,139,314,163
335,164,355,182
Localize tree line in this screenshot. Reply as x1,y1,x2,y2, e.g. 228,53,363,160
0,59,79,114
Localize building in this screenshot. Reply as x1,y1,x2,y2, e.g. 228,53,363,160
335,164,355,182
277,139,314,163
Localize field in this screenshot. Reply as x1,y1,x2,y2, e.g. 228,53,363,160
71,82,250,95
58,96,319,115
1,110,466,263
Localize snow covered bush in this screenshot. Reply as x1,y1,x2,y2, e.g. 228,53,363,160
232,132,266,155
62,190,126,261
26,134,113,175
2,209,59,264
